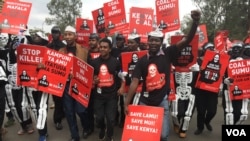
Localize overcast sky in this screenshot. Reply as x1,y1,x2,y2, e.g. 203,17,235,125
21,0,196,32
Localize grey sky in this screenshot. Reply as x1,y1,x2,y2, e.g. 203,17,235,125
21,0,195,32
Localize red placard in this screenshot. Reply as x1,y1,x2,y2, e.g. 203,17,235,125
195,50,230,93
168,71,176,101
129,7,154,43
69,56,94,107
197,24,208,47
227,59,250,100
92,7,105,36
155,0,180,33
76,18,94,47
122,105,163,141
0,0,32,34
171,35,199,72
103,0,127,35
36,48,73,97
17,44,46,88
121,50,148,93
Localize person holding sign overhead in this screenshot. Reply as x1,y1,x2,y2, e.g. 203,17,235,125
124,10,201,141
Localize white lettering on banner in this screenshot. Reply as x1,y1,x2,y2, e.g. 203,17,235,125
47,50,71,62
108,0,119,6
7,5,27,11
77,33,90,36
126,125,139,130
142,113,159,119
19,55,42,63
131,118,143,124
226,129,246,136
108,9,121,16
76,72,88,84
158,3,175,11
156,0,171,6
229,62,246,69
77,60,89,71
232,67,250,75
130,112,142,117
139,126,158,133
22,48,41,55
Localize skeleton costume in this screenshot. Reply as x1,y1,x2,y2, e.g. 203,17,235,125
3,32,35,134
171,69,196,136
222,43,249,125
0,32,8,141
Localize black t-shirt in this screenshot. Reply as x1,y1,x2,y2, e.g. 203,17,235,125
90,55,121,99
132,45,180,106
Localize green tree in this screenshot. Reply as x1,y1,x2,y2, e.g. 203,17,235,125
45,0,82,32
182,0,250,42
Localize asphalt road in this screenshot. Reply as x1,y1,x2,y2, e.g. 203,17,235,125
2,96,250,141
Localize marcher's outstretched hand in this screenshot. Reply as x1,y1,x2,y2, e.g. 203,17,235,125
191,10,201,22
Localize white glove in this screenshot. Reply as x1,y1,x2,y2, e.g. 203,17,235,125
118,71,128,81
189,63,200,72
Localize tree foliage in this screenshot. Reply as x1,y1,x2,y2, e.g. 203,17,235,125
45,0,82,32
182,0,250,42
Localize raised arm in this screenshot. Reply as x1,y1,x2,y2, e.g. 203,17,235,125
176,10,201,50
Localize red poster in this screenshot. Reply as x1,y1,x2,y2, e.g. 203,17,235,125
103,0,127,35
122,105,163,141
171,35,199,72
76,18,94,47
227,59,250,100
195,50,230,93
36,48,73,97
69,56,94,107
168,71,176,101
197,24,208,47
17,44,46,88
92,7,105,36
129,7,154,43
214,30,229,52
0,0,32,34
121,50,148,93
155,0,180,33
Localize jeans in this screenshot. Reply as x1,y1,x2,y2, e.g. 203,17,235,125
140,95,169,141
63,82,86,139
94,97,117,138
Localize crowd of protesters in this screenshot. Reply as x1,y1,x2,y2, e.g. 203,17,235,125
0,7,250,141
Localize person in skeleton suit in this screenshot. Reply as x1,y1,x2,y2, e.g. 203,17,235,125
222,42,249,125
171,70,196,138
193,42,219,135
24,31,49,141
0,32,9,141
3,29,35,136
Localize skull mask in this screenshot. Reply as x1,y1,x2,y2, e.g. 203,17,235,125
0,32,9,48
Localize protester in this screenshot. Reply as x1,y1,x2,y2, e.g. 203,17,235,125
193,42,219,135
117,33,143,128
90,38,122,141
29,31,49,141
62,25,89,141
222,42,249,125
124,10,201,141
82,33,101,139
47,26,66,130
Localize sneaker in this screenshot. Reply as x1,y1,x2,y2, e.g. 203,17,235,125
17,128,26,135
50,103,55,109
82,129,93,139
194,129,203,135
205,123,213,131
4,118,15,127
39,135,47,141
26,124,34,134
179,132,187,138
99,128,105,140
55,123,63,130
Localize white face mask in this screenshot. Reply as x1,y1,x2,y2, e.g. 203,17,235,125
0,33,9,48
